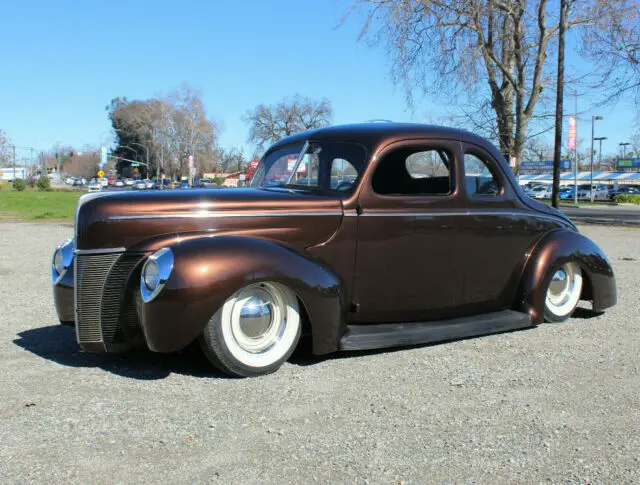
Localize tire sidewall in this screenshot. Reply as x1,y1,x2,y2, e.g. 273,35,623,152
201,284,301,377
544,262,583,323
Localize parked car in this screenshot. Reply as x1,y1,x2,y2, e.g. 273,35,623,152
132,180,147,190
114,179,125,188
528,185,552,199
51,123,616,377
578,184,609,200
609,185,640,200
559,186,576,200
144,179,155,190
124,178,134,186
521,183,545,196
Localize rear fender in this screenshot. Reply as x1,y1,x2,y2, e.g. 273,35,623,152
516,229,616,323
140,236,344,354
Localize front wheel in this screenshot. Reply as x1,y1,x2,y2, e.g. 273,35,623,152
199,282,301,377
544,262,583,323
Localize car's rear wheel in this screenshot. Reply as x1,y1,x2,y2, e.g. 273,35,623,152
544,262,583,323
199,282,301,377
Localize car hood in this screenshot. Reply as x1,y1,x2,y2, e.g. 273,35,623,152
75,188,344,251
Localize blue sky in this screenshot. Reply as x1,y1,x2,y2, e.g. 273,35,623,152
0,0,637,159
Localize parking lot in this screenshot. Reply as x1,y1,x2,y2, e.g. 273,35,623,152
0,222,638,484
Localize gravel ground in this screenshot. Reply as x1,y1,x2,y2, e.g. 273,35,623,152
0,222,638,485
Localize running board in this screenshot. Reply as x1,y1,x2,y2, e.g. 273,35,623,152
339,310,533,351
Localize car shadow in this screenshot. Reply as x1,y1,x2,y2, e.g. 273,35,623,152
14,325,226,380
289,327,536,367
572,307,605,320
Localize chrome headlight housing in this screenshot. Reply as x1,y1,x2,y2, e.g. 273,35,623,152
140,247,174,302
52,238,74,284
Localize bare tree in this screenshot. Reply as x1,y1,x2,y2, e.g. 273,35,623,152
581,0,640,105
107,85,218,180
62,151,100,179
523,136,553,164
349,0,611,164
0,129,11,167
630,129,640,158
213,146,247,172
245,95,333,149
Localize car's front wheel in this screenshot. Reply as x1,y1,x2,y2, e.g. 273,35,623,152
200,282,301,377
544,262,583,323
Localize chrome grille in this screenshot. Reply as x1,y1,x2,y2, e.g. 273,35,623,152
100,255,141,343
75,253,121,344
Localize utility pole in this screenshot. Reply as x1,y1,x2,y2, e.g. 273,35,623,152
12,145,16,180
572,91,578,204
590,116,603,202
551,0,567,209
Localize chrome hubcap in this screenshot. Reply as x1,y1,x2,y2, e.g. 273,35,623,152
230,284,286,354
239,296,273,338
547,265,574,307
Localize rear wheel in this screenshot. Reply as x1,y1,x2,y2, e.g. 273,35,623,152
544,262,583,323
199,282,301,377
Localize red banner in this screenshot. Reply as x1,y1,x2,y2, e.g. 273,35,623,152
568,116,577,150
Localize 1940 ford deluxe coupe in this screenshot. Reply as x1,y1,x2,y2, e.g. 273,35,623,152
52,123,616,377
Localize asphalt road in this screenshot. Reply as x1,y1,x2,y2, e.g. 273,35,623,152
1,223,639,484
561,205,640,226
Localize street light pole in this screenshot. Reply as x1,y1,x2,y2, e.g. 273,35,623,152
590,115,603,203
619,142,630,159
595,137,607,171
129,142,150,176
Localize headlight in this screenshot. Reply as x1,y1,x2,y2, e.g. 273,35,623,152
140,247,174,303
143,260,160,291
53,249,65,275
52,238,74,284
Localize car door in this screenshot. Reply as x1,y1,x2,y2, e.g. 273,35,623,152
351,139,467,323
459,143,557,312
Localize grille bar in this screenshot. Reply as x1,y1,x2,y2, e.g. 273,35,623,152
75,253,121,345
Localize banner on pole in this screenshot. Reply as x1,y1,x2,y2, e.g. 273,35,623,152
567,116,577,150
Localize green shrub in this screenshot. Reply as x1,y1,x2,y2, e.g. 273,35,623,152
37,176,51,191
12,178,26,191
614,194,640,205
213,176,226,186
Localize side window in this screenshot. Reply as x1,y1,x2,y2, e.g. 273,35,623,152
330,158,359,190
464,153,500,196
372,147,453,196
288,152,320,187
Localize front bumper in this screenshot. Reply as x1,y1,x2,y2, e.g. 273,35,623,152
53,267,75,323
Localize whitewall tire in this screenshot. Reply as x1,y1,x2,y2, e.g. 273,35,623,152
544,262,583,323
200,282,301,377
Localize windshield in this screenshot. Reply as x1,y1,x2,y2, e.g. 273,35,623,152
250,141,366,194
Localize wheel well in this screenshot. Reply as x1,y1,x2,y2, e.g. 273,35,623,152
296,296,312,338
579,264,594,302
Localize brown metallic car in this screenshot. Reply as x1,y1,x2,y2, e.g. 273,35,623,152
52,123,616,377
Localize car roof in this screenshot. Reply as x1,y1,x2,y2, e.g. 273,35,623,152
268,122,494,153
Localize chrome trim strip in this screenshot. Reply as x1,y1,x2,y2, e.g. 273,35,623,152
108,212,343,221
353,210,565,224
75,247,126,255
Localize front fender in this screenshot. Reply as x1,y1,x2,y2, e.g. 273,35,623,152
516,229,616,323
140,236,344,354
